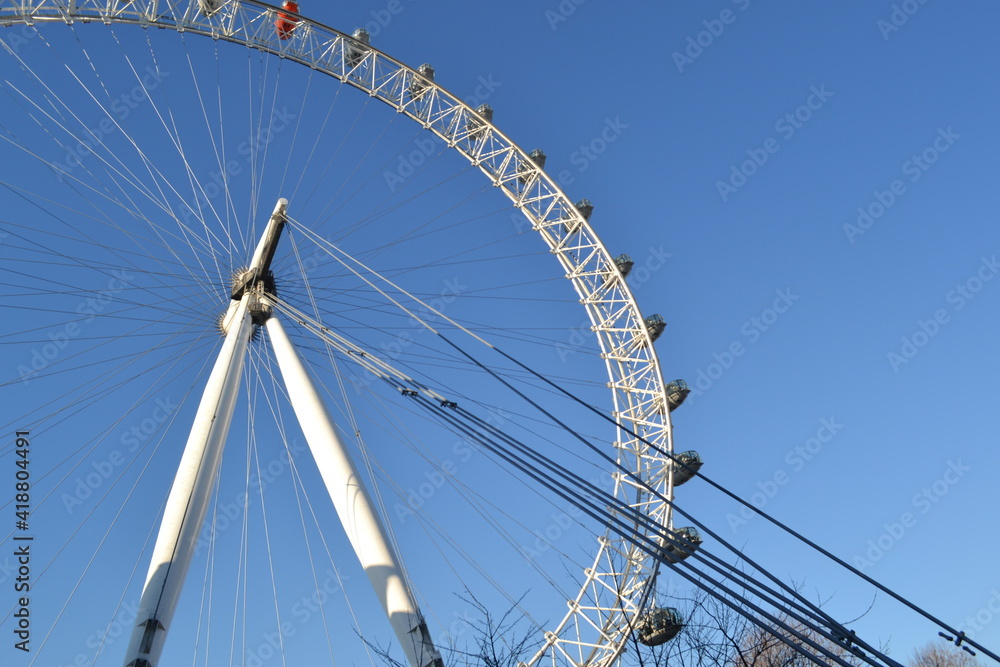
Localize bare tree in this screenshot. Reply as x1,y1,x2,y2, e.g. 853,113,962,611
626,587,873,667
366,591,539,667
909,642,978,667
456,592,539,667
729,621,868,667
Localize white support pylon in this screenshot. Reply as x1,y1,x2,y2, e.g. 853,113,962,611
122,295,253,667
123,199,288,667
264,312,444,667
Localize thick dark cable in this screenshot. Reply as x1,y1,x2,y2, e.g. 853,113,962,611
304,321,900,665
319,326,889,665
426,336,898,657
407,396,869,667
484,344,999,665
455,404,893,666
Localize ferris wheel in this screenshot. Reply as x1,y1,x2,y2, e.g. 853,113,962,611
0,2,700,666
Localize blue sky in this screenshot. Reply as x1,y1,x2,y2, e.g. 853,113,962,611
1,1,998,666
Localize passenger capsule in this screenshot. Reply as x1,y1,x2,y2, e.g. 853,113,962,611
637,607,684,646
662,526,703,563
668,450,702,486
346,28,370,69
644,314,666,342
466,104,494,141
614,254,635,278
517,149,547,185
199,0,224,16
409,63,435,100
563,198,593,234
665,379,690,411
275,1,299,40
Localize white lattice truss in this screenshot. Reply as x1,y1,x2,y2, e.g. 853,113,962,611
0,2,680,666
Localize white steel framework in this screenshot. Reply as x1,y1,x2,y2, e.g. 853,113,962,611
0,3,682,667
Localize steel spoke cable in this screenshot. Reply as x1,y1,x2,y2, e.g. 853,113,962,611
446,402,887,664
0,333,211,459
295,82,371,211
2,37,169,214
410,395,887,667
282,218,987,661
66,23,234,274
248,399,291,667
276,54,316,198
0,315,213,461
268,311,581,632
75,486,167,667
109,26,229,282
405,394,865,667
314,322,892,664
0,175,219,309
307,110,411,232
288,59,347,207
62,24,236,280
0,294,215,412
180,32,242,260
285,231,417,595
43,27,211,248
0,329,213,570
247,334,380,666
193,469,223,667
489,342,1000,662
433,339,894,665
139,27,229,290
214,36,240,255
322,158,480,251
